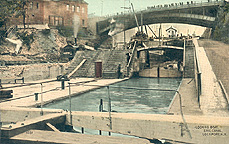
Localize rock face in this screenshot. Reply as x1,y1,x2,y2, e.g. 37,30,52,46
0,28,67,63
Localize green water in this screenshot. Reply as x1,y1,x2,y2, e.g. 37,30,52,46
44,77,181,136
45,78,181,114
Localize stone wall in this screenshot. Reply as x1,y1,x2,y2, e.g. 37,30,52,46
0,63,68,83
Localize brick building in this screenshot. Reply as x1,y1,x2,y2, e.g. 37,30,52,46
11,0,88,28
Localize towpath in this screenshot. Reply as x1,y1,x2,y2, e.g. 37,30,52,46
168,38,229,117
198,39,229,96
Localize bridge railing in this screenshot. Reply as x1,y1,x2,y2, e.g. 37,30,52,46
193,40,202,108
102,0,222,18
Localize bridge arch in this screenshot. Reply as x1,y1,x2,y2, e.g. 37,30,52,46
96,2,223,36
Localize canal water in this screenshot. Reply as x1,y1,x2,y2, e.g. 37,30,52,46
44,77,181,136
45,78,181,114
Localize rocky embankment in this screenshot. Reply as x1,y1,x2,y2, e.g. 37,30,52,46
0,27,70,82
0,28,67,64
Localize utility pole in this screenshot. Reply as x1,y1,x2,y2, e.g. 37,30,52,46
141,12,143,33
131,3,140,32
124,0,126,45
121,0,131,46
159,23,162,46
101,0,103,16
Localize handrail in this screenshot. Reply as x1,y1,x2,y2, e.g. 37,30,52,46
183,39,186,68
193,40,202,107
101,1,223,18
218,80,229,108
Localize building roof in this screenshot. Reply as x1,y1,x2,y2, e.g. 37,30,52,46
43,0,88,4
166,26,177,32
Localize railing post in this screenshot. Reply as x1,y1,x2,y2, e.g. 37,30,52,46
68,82,72,125
107,86,112,136
40,83,43,116
197,73,202,108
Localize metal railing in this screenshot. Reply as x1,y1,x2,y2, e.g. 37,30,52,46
193,42,202,108
218,80,229,109
101,0,223,18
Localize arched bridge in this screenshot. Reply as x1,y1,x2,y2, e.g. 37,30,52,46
96,1,226,36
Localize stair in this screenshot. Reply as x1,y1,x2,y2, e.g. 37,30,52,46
66,49,128,78
184,41,195,78
70,51,100,78
103,50,127,78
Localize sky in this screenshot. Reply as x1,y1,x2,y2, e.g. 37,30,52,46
85,0,211,16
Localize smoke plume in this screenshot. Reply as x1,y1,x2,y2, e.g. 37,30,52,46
73,14,80,38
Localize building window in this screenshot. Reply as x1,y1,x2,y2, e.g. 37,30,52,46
67,4,69,11
59,18,63,25
49,16,64,26
30,2,33,9
82,19,85,26
82,7,85,13
72,6,75,12
37,3,39,9
77,6,80,12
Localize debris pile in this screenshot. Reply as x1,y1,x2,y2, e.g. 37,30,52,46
0,28,68,64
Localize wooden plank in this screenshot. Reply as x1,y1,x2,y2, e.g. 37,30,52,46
46,122,60,132
1,113,66,138
67,59,87,78
0,90,13,98
67,111,229,144
9,130,150,144
0,107,64,123
0,95,13,98
0,90,13,94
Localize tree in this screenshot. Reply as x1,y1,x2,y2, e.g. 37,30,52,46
0,0,18,41
213,3,229,43
0,0,16,29
0,0,29,38
14,0,29,29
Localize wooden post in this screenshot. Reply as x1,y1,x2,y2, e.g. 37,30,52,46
40,83,43,116
69,83,72,125
159,24,162,46
99,99,103,135
157,66,160,78
107,86,112,136
203,8,205,16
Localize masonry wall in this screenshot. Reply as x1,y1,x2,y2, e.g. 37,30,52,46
9,0,88,28
27,0,45,24
43,0,88,27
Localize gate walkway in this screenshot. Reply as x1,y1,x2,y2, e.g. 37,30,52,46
0,78,126,108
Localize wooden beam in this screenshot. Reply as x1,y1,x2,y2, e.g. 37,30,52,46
46,123,60,132
9,130,150,144
67,111,229,144
67,59,87,78
1,113,66,138
0,107,64,123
